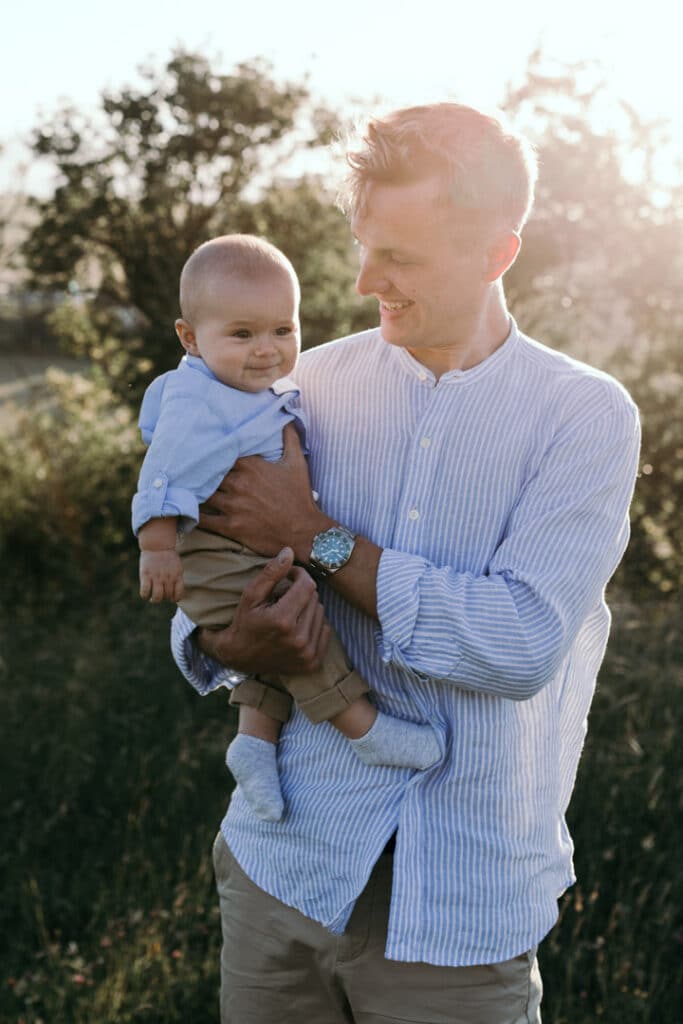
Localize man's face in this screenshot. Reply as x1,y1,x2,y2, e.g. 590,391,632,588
351,177,494,372
177,271,300,392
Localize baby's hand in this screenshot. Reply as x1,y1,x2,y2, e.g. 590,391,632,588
139,550,185,603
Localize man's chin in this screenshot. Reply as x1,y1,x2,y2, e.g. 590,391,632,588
379,322,411,349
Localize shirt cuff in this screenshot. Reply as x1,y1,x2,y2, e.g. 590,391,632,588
170,608,247,694
376,547,429,674
132,482,199,535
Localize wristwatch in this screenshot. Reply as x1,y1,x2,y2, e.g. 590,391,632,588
309,525,356,579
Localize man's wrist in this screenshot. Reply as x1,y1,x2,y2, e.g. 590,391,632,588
290,513,337,566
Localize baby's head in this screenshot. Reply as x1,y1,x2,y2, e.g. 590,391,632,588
175,234,301,392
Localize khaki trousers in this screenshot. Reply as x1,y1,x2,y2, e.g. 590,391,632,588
177,528,369,723
212,832,543,1024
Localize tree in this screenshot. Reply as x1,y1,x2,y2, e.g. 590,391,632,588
23,52,368,398
501,53,683,595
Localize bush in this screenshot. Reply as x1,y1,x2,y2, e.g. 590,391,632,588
0,369,141,597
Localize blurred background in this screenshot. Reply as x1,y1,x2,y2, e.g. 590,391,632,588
1,2,681,1021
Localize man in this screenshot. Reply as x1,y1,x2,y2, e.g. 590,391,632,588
172,103,640,1023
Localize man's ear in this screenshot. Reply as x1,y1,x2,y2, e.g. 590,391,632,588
175,318,199,355
484,231,521,282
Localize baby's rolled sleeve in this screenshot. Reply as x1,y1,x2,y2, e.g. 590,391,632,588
131,474,200,535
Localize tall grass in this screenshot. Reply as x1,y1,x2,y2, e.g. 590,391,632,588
541,597,683,1022
1,579,231,1023
1,582,681,1022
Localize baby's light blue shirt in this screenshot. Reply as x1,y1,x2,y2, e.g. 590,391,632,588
132,354,305,535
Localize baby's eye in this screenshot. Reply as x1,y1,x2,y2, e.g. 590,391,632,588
231,330,252,340
275,326,294,336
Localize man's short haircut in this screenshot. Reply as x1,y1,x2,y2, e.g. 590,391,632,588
179,234,299,324
339,103,538,232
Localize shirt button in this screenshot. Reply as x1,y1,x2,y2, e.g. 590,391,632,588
153,477,163,488
417,371,428,381
420,436,431,449
408,508,420,521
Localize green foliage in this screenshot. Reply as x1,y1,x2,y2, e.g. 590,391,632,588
0,370,142,595
22,52,361,403
502,54,683,595
0,588,232,1023
1,590,681,1022
540,597,683,1022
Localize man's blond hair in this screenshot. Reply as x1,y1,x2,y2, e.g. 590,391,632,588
339,103,537,232
179,234,299,324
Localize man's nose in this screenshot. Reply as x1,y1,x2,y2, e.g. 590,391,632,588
355,255,388,297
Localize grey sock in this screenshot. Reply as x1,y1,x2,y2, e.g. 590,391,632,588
225,734,284,822
348,712,441,770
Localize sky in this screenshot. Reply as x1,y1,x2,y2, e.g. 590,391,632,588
2,0,682,193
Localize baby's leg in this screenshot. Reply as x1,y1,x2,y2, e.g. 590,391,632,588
226,705,284,822
332,695,440,770
282,632,441,771
177,531,292,820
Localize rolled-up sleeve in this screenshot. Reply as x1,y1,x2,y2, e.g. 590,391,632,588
132,392,239,535
132,474,199,535
170,608,242,695
377,397,640,700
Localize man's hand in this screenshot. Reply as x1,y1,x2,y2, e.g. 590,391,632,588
140,549,185,603
197,547,331,676
198,424,332,562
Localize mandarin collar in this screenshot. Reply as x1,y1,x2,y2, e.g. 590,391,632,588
389,317,520,385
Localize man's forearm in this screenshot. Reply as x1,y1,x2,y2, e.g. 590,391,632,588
327,535,381,620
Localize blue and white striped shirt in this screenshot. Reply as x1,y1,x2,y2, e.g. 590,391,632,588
171,318,640,966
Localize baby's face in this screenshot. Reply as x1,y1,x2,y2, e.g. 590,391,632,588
180,272,300,392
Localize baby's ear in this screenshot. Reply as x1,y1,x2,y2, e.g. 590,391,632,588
175,318,198,354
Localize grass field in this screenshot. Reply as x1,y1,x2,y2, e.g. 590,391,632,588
1,580,681,1023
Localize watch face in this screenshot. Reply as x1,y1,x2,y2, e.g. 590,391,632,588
312,527,355,571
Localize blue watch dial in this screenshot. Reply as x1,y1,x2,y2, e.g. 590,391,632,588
311,526,355,573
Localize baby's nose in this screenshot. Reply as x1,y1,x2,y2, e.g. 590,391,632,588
253,336,277,354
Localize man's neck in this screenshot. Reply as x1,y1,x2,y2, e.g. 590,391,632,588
408,296,511,379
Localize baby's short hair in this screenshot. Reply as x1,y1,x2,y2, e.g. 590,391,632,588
339,103,537,232
179,234,299,324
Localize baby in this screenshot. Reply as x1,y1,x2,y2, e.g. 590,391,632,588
132,235,440,821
